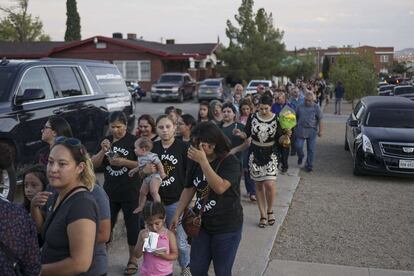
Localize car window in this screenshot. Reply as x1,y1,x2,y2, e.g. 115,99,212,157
353,101,362,117
203,81,220,86
249,81,268,87
17,67,54,101
0,67,16,102
394,86,414,95
50,67,85,97
87,65,127,93
355,105,366,120
159,75,182,83
366,109,414,128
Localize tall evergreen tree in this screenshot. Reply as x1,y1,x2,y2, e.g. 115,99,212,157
322,55,330,79
64,0,81,41
218,0,286,82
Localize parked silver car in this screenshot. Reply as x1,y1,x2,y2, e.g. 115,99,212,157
197,78,229,102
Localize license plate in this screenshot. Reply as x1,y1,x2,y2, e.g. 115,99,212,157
399,160,414,169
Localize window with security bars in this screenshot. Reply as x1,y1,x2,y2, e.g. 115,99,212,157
113,60,151,81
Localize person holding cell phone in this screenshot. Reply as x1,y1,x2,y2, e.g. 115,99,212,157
134,202,178,276
91,111,140,275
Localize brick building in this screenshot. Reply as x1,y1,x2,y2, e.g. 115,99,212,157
291,45,394,76
0,33,220,91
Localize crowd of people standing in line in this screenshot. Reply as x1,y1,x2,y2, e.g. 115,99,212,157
0,78,325,276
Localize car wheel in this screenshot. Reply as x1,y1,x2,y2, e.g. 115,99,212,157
178,91,184,103
344,135,350,151
353,149,364,176
151,97,159,103
0,166,16,201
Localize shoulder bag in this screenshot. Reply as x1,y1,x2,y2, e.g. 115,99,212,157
182,155,227,238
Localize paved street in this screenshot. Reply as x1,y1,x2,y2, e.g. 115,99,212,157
271,101,414,271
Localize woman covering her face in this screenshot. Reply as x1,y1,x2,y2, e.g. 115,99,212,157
171,122,243,276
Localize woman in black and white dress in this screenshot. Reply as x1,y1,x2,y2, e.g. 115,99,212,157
243,95,282,228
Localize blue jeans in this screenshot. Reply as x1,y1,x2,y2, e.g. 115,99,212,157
296,129,317,170
164,201,190,269
335,98,342,114
190,227,242,276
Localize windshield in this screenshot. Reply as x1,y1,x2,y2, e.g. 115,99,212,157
0,67,16,102
202,81,220,86
379,85,394,91
366,109,414,128
394,86,414,95
159,75,182,83
249,81,269,88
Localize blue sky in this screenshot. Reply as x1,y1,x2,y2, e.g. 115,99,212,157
15,0,414,50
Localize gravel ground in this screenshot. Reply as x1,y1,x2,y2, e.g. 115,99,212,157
271,101,414,271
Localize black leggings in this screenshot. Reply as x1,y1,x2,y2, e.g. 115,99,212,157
109,200,141,246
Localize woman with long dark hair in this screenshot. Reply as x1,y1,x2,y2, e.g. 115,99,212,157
171,122,243,276
91,111,140,275
243,95,282,228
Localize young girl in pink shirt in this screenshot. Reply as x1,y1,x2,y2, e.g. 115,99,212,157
135,202,178,276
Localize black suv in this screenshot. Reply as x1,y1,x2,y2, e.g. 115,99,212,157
0,58,135,198
150,72,196,102
345,96,414,176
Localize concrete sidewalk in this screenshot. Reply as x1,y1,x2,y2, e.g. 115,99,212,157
105,162,301,275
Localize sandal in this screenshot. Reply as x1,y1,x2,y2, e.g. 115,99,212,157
124,261,138,275
258,217,267,228
267,211,276,226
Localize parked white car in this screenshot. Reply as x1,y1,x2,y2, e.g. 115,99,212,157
244,80,272,95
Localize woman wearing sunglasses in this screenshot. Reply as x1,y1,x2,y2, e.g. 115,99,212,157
37,137,99,275
91,111,140,275
37,116,73,166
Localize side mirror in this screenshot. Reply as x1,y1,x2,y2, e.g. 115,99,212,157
349,120,359,127
16,88,45,104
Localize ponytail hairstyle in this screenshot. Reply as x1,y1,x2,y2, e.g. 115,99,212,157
142,201,166,222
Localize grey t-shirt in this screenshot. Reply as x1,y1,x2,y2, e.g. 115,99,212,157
91,184,111,275
296,103,323,138
41,191,99,275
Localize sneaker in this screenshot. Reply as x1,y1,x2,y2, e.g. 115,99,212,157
181,266,192,276
297,157,303,165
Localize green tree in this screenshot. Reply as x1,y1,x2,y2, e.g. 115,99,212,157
64,0,81,41
281,54,315,81
0,0,50,42
391,60,407,75
330,52,377,108
218,0,286,82
322,55,330,79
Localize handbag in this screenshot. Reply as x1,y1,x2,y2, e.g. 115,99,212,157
0,240,24,276
182,155,227,238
